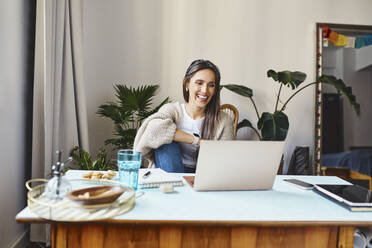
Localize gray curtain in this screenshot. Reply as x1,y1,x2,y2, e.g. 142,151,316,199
31,0,89,242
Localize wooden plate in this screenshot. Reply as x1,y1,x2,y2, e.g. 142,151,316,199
67,186,126,205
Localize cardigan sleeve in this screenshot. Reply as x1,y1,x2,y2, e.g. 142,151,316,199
133,103,180,160
217,112,234,140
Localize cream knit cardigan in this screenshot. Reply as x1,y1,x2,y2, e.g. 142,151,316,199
133,102,234,167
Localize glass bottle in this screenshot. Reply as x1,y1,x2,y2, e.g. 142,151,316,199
43,151,72,200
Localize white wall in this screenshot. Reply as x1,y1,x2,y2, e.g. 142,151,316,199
0,0,34,247
355,44,372,71
82,0,372,172
323,47,344,80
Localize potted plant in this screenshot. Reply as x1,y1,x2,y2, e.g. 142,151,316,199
221,70,360,141
69,146,115,171
97,84,170,149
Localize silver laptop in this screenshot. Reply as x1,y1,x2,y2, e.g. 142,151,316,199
184,140,285,191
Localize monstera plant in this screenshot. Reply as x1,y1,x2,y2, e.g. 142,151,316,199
221,70,360,141
97,84,170,149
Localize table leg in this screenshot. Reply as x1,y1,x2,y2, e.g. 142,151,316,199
338,226,355,248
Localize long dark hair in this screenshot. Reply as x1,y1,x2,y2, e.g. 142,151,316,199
182,59,221,139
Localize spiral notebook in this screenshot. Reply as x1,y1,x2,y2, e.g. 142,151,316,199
138,168,183,188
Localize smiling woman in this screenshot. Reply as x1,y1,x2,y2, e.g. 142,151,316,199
133,59,234,173
182,60,220,141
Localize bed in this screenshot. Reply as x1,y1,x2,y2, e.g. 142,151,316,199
322,147,372,177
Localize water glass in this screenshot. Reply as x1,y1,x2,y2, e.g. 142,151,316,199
117,149,142,190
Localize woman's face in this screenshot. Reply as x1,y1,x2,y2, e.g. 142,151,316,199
186,69,216,109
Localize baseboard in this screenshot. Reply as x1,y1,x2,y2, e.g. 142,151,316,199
8,228,29,248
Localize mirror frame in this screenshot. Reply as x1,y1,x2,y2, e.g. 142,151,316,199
314,23,372,175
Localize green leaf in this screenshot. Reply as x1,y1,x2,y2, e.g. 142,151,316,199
115,84,139,112
97,103,125,124
221,84,253,98
105,138,127,148
319,75,360,115
69,146,92,170
267,70,307,90
69,146,114,171
237,119,254,130
257,112,289,141
91,160,98,170
134,85,159,111
267,70,279,81
114,84,159,113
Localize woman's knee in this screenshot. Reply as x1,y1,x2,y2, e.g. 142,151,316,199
154,142,184,172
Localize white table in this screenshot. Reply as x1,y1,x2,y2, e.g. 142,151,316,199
16,171,372,248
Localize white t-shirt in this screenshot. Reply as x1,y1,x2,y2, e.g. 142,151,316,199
178,104,204,168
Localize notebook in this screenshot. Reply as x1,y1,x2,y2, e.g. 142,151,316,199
184,140,285,191
138,168,183,188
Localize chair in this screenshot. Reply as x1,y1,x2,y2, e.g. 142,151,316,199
220,104,239,139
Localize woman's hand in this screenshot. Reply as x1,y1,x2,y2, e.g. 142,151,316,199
174,128,199,145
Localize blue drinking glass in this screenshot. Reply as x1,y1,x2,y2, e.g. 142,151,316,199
117,149,142,190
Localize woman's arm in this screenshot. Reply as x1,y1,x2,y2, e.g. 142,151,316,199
173,128,201,145
133,103,181,157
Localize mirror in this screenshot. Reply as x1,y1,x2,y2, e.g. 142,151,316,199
315,23,372,176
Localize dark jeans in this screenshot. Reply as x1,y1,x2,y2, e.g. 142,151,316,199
154,142,195,173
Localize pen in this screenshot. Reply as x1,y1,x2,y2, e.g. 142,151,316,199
143,171,151,179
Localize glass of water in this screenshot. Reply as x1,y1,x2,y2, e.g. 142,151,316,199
117,149,142,190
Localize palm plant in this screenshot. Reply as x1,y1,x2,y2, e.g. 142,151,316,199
221,70,360,141
97,84,170,149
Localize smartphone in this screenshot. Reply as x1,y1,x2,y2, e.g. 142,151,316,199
284,179,314,190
